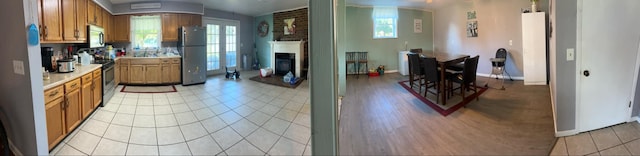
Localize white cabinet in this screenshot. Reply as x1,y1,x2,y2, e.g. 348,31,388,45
398,51,410,75
522,12,547,85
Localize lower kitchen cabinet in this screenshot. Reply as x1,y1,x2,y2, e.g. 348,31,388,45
92,69,102,108
44,68,102,150
64,78,82,133
44,86,65,150
145,64,161,84
120,58,181,85
80,73,93,118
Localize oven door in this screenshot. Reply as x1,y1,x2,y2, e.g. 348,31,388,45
102,65,115,106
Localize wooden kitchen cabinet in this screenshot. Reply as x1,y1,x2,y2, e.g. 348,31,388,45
80,73,93,118
145,65,161,84
121,58,179,84
115,60,120,85
179,14,202,27
64,79,82,133
171,59,181,83
44,85,65,150
162,14,179,42
41,0,63,42
161,59,172,83
45,96,65,150
95,6,103,27
87,0,97,25
113,15,130,42
120,59,129,83
92,69,102,108
102,9,111,42
61,0,87,42
130,65,145,84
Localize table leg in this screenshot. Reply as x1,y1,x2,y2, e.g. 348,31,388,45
440,63,447,105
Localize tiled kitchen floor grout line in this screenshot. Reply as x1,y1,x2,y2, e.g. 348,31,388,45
559,126,640,155
55,83,311,155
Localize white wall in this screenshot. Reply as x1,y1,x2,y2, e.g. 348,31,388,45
0,0,47,154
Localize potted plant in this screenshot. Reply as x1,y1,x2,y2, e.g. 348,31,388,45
531,0,538,12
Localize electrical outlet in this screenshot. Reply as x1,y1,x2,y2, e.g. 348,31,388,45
13,60,25,75
509,40,513,46
566,48,575,61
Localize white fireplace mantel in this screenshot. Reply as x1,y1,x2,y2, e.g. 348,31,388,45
269,41,305,77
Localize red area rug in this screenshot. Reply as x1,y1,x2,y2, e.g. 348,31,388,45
398,80,487,116
121,85,177,93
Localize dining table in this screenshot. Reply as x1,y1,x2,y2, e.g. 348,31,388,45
419,52,470,105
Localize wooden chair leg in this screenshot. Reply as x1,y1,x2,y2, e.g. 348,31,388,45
461,83,466,100
473,81,479,101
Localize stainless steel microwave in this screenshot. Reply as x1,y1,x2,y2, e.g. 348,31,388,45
88,25,104,48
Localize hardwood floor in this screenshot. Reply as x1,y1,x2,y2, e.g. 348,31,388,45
339,73,555,155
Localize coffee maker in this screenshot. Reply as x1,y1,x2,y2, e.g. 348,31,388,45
41,47,55,72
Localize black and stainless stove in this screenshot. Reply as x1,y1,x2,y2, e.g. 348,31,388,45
92,59,115,106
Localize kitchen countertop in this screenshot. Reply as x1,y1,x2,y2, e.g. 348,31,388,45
115,55,181,61
43,64,102,90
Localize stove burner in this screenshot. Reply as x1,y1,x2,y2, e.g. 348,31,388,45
92,59,114,69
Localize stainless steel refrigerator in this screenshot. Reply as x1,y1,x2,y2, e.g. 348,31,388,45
178,26,207,85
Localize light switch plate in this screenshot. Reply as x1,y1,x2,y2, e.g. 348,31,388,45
13,60,25,75
567,48,575,61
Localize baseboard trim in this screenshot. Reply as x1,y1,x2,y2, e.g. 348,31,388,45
385,70,398,73
631,116,639,123
555,129,579,137
476,73,524,80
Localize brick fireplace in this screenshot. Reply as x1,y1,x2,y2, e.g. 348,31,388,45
270,41,305,77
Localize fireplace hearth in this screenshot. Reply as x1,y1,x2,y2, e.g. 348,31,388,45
275,53,295,76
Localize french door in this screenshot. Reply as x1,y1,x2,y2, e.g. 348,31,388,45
203,18,240,75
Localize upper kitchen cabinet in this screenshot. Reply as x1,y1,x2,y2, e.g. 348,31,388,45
61,0,87,42
95,6,103,27
87,1,103,27
162,14,179,42
113,15,130,42
87,0,97,25
179,14,202,27
102,10,112,42
41,0,63,42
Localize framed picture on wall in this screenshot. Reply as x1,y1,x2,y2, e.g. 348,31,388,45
467,21,478,37
467,11,476,20
284,18,296,35
414,19,422,33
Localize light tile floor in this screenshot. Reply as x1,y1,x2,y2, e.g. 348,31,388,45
550,122,640,156
50,72,311,155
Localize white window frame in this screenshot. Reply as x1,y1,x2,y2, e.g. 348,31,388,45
130,15,162,51
372,7,399,39
373,17,398,39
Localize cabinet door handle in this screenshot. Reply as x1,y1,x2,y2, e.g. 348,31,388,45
49,90,59,97
44,26,48,38
71,83,77,88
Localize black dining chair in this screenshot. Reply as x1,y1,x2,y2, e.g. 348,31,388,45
407,53,425,92
422,57,445,104
448,55,480,101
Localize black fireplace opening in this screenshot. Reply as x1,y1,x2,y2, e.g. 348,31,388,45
275,53,295,76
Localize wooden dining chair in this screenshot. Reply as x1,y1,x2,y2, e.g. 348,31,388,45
448,55,480,101
407,53,425,91
422,57,444,104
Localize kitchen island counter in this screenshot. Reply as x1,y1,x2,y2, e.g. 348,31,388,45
43,64,102,90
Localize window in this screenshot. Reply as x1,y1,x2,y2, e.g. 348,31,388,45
206,24,220,70
130,15,162,50
225,25,237,67
372,7,398,39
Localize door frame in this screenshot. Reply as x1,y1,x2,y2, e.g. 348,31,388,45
202,17,241,75
575,0,640,133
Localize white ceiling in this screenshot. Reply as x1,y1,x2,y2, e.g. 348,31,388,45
109,0,462,16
